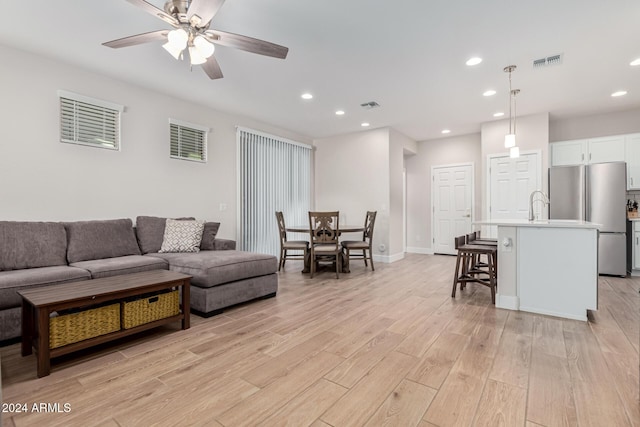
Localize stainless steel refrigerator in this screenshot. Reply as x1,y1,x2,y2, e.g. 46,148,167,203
548,162,627,276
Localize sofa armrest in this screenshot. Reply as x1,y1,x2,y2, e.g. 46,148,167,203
214,238,236,250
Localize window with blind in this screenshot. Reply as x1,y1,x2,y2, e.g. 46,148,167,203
237,127,312,256
169,118,208,162
58,90,124,150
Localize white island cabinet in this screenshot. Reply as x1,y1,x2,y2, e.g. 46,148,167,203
476,220,600,321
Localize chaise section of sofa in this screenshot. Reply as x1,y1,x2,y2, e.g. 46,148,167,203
0,221,91,341
136,216,278,317
146,250,278,316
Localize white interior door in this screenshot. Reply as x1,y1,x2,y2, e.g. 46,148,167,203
488,152,541,237
432,164,473,255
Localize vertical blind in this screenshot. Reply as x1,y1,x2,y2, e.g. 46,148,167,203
237,127,311,256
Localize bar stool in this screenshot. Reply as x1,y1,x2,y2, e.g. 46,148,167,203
466,231,497,272
451,235,498,304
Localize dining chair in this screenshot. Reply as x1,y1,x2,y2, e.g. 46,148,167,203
341,211,377,271
308,211,341,278
275,211,309,271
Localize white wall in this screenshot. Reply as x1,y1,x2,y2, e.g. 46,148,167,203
313,128,390,259
389,129,417,258
405,133,481,252
0,45,311,240
550,108,640,142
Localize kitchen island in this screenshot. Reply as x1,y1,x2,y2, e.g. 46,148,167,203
476,220,600,321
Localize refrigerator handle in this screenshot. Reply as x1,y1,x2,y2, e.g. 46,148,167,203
584,167,589,221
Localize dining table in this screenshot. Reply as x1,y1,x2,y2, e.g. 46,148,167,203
285,225,365,274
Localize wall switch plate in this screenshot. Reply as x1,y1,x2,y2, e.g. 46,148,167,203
219,203,227,211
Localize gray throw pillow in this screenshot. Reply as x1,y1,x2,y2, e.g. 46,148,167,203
200,222,221,250
159,219,205,253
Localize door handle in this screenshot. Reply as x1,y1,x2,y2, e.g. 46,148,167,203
464,214,470,218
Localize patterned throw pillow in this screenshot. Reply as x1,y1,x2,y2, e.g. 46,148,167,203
159,219,205,253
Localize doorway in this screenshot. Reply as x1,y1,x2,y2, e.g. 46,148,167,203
486,151,542,237
432,163,474,255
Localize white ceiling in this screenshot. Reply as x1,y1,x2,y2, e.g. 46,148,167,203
1,0,639,141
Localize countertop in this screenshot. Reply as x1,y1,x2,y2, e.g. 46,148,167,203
474,219,601,229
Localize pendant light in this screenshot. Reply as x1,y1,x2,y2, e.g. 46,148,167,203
503,65,520,158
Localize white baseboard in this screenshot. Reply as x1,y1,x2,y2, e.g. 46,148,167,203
373,252,405,263
406,246,433,255
495,294,519,311
631,270,640,277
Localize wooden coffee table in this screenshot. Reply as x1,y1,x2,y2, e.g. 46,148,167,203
18,270,191,377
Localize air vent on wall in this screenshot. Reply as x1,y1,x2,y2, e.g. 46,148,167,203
533,53,563,68
360,101,380,109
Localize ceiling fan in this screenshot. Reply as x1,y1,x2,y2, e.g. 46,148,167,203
103,0,289,79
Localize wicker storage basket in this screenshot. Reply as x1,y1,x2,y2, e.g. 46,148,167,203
49,303,121,349
122,290,180,329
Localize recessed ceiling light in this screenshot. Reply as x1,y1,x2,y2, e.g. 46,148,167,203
441,129,451,134
630,58,640,66
493,112,505,117
361,122,370,127
483,90,497,97
466,57,482,66
301,93,313,100
611,90,628,97
335,110,345,116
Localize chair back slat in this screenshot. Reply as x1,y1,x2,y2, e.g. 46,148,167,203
308,211,340,246
275,211,287,243
363,211,377,242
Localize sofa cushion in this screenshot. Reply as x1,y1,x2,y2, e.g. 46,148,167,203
0,222,68,270
70,255,168,279
0,266,91,310
146,250,277,288
159,219,205,253
65,219,141,263
200,222,221,250
135,216,195,254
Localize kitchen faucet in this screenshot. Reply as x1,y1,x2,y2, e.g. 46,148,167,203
529,190,549,221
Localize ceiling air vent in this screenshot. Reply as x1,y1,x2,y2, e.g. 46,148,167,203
360,101,380,109
533,53,563,68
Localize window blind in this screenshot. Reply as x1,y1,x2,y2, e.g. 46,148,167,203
169,119,208,162
59,92,122,150
237,127,312,256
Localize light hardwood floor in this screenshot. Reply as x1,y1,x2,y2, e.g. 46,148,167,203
1,254,638,426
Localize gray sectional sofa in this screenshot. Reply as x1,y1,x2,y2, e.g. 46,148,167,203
0,217,278,342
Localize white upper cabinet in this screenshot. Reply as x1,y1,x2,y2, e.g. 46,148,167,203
550,139,587,166
551,135,626,166
588,136,626,163
626,133,640,190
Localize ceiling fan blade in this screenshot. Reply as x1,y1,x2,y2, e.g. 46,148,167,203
205,30,289,59
125,0,179,27
187,0,226,28
102,30,169,48
201,55,224,79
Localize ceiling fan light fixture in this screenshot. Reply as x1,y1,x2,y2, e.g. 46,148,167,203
162,41,184,60
167,28,188,49
188,46,207,65
193,36,215,58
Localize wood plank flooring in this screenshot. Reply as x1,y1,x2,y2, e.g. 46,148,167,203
1,254,638,426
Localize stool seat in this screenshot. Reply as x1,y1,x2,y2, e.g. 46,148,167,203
452,235,497,304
